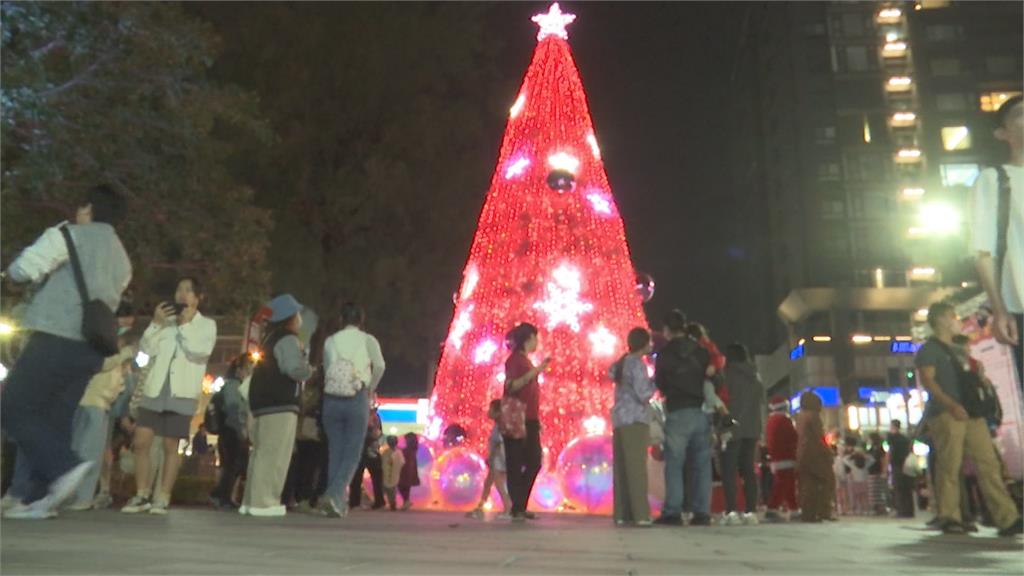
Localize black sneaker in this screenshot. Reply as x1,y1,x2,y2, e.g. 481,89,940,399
997,518,1024,538
689,513,712,526
653,514,683,526
940,519,966,535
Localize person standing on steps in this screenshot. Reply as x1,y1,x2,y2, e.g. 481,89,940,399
122,277,217,516
970,95,1023,384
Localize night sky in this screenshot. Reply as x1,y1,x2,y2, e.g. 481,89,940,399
200,2,753,393
488,2,752,347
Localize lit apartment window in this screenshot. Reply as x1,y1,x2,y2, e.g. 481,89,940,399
895,148,923,163
885,31,901,43
940,163,979,187
901,187,925,199
882,42,908,58
980,91,1023,112
886,76,913,92
890,112,917,127
908,267,938,281
877,8,902,24
918,0,951,8
941,126,971,151
863,116,872,143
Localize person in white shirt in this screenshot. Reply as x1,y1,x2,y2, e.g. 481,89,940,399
318,302,386,517
971,94,1023,377
121,277,217,515
1,186,132,520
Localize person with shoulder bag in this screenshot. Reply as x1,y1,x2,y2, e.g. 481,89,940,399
2,186,131,520
914,302,1022,536
318,302,386,518
609,327,656,527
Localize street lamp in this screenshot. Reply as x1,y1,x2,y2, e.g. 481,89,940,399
0,319,16,337
917,202,961,235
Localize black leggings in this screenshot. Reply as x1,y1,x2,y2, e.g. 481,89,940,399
503,420,542,515
721,438,758,514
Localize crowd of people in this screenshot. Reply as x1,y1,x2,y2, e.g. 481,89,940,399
0,97,1021,537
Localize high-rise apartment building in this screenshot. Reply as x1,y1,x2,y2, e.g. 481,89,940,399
730,1,1022,404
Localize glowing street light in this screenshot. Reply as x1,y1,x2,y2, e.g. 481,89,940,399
918,202,961,235
0,319,15,337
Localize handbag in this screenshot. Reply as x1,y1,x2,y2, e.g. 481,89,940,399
59,226,119,356
902,454,921,478
499,393,527,439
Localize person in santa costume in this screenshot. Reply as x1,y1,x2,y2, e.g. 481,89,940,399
764,395,798,522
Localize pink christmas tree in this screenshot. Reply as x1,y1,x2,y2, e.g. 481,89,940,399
429,3,647,463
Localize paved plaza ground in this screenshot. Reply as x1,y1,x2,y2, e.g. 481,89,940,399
2,508,1022,575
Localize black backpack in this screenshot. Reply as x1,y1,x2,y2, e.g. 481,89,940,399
934,340,1000,423
204,390,226,435
994,166,1012,285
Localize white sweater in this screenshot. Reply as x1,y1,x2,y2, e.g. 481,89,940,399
323,326,386,391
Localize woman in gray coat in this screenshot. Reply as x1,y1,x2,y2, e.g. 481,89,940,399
719,343,765,525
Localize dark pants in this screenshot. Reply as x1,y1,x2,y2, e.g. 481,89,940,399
721,438,758,514
349,454,384,508
282,440,326,505
503,420,542,515
892,471,915,518
0,333,102,502
212,427,246,503
398,484,411,503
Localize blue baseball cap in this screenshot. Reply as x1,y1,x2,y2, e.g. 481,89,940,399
269,294,303,323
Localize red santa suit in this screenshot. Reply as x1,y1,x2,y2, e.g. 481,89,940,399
765,396,798,511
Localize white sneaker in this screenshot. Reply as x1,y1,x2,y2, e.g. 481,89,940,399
248,505,287,517
238,505,249,516
92,493,113,510
48,462,93,507
742,512,759,525
149,500,169,515
65,500,94,512
723,511,743,526
3,498,57,520
496,512,512,521
1,493,24,511
121,495,152,514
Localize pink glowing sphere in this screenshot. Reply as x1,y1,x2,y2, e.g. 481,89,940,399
529,472,564,511
556,434,614,514
431,447,488,511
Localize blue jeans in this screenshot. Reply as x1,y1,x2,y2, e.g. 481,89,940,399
1,333,102,503
321,390,369,509
661,407,712,517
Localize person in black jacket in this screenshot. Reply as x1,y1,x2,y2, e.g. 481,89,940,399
653,310,712,526
240,294,313,518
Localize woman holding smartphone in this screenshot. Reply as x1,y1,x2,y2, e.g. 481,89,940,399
502,323,551,522
121,277,217,515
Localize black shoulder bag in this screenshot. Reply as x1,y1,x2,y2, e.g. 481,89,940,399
994,166,1011,285
59,226,119,356
933,339,998,422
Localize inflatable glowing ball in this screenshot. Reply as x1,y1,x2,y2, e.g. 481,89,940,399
529,472,564,511
432,447,487,510
556,434,614,514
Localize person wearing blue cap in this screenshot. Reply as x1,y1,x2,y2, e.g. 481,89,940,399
241,294,314,517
